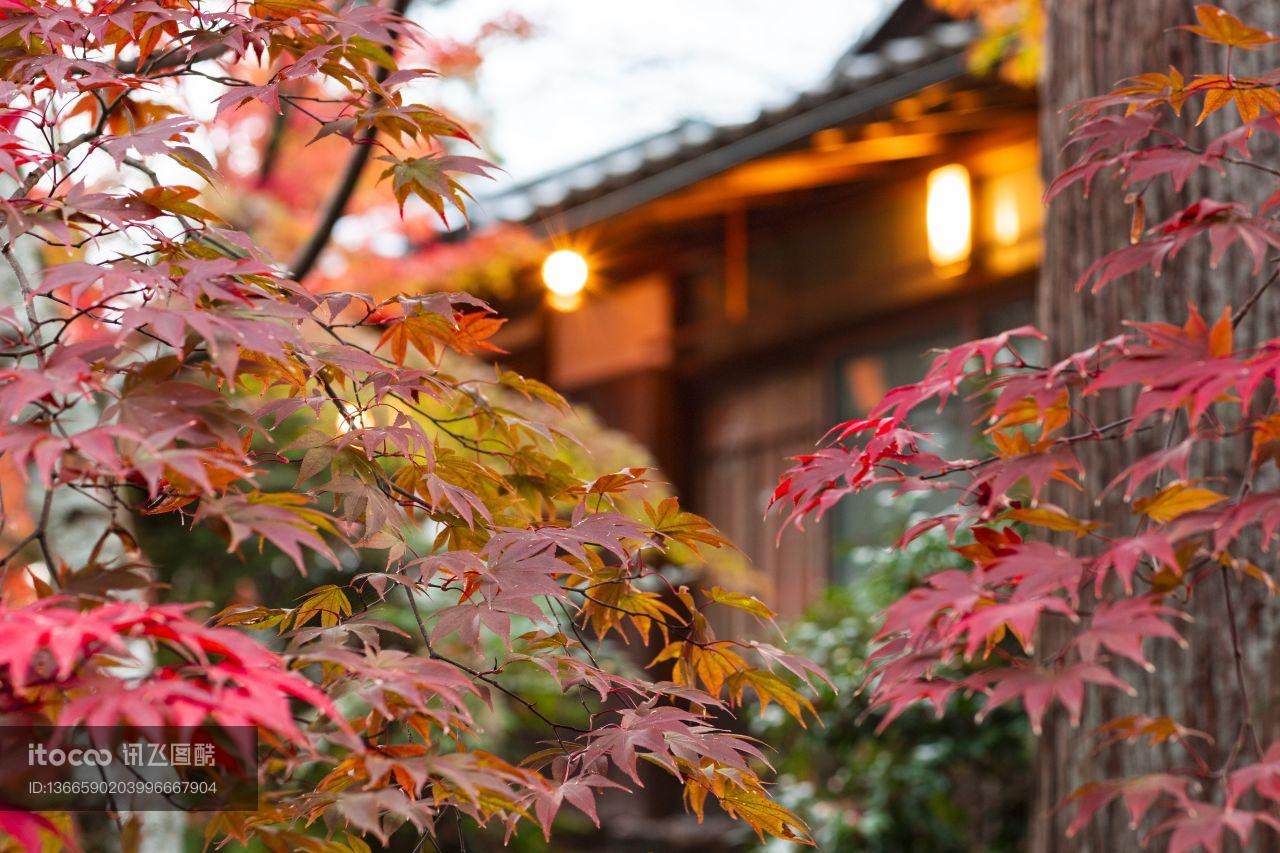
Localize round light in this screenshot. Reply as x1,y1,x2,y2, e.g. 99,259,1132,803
541,249,588,297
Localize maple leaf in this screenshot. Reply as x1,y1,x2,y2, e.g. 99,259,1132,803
1181,5,1280,49
1133,481,1226,523
1112,67,1189,114
294,584,353,628
1228,741,1280,805
715,782,813,845
1104,438,1196,501
1251,412,1280,469
129,185,224,223
1097,715,1212,751
197,491,341,573
534,772,626,832
645,497,727,555
375,313,451,366
1092,533,1180,594
1185,73,1280,125
1003,504,1100,537
1066,774,1189,839
1072,598,1188,669
1152,805,1280,853
726,668,816,724
378,153,493,222
971,662,1135,735
0,811,67,853
705,586,776,623
870,326,1046,420
651,639,748,698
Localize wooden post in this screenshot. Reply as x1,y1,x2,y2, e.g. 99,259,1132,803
724,206,749,322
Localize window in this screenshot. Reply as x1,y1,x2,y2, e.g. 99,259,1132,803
830,299,1035,584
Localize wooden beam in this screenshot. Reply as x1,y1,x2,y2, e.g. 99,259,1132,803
645,131,944,220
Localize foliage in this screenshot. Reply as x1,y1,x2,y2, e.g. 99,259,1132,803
928,0,1042,85
752,492,1030,852
0,1,820,849
775,6,1280,850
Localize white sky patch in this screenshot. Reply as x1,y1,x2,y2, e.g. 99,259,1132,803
420,0,894,184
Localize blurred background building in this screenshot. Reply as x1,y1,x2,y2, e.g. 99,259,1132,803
441,0,1043,623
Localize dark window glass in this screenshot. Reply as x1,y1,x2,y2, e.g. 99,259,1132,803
830,298,1035,583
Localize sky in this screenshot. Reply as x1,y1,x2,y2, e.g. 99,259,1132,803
422,0,895,185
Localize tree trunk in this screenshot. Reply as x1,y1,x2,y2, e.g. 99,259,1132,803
1035,1,1280,850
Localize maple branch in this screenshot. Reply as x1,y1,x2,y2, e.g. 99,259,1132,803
914,416,1146,482
257,107,291,187
1,246,46,368
289,139,377,282
400,585,589,737
1218,559,1262,764
289,0,414,282
1217,471,1265,771
1232,264,1280,328
118,42,228,75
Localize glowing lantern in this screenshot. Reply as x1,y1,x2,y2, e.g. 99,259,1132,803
926,164,972,271
992,186,1021,247
541,249,589,297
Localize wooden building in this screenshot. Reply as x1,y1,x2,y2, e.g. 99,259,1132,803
469,0,1042,620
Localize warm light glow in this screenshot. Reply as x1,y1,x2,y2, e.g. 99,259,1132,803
926,164,972,270
810,128,845,152
546,290,583,313
336,404,370,434
992,188,1021,247
541,249,589,297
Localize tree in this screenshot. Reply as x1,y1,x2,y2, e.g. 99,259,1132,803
0,1,821,849
774,4,1280,850
1035,2,1280,849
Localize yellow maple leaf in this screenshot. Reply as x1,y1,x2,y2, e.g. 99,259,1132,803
1182,4,1280,49
1133,481,1225,523
1004,505,1100,537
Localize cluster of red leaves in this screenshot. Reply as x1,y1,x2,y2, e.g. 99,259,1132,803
0,0,820,849
775,6,1280,850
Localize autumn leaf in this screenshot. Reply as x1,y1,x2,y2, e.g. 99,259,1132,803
1003,505,1101,537
1133,481,1226,522
131,186,225,223
1114,66,1188,114
651,639,747,697
377,154,493,222
716,783,813,845
727,669,816,724
1097,715,1212,749
705,586,777,622
987,391,1070,438
645,497,728,555
1191,75,1280,126
375,313,452,366
497,368,569,410
294,584,353,629
1251,413,1280,469
1182,5,1280,49
449,311,506,356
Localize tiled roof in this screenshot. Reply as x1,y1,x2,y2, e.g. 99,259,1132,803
470,16,978,234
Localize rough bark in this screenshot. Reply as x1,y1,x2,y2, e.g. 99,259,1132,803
1035,1,1280,850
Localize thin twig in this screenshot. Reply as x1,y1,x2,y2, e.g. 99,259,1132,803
1232,266,1280,328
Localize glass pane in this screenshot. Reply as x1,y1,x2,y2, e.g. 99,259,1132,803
829,297,1036,584
831,327,967,584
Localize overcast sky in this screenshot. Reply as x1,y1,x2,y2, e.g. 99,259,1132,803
422,0,895,184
